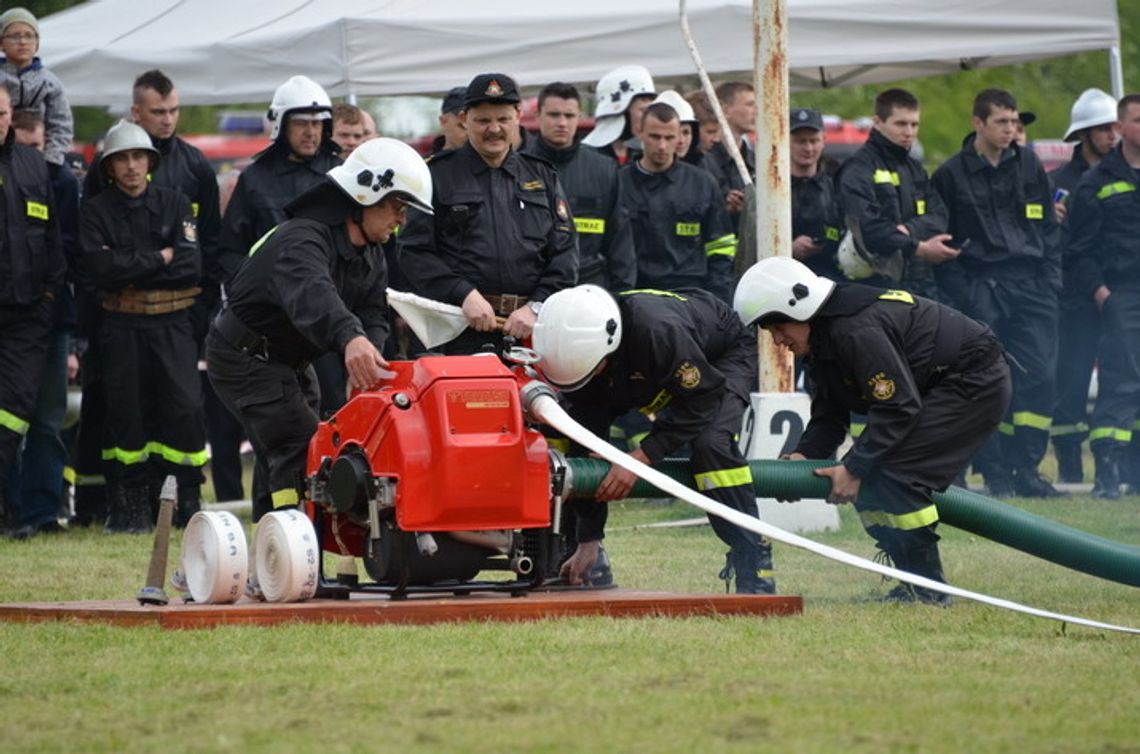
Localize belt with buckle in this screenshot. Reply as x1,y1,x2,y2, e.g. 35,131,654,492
483,293,528,316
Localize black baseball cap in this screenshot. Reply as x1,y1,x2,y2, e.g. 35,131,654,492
441,86,466,115
463,73,521,109
790,107,824,132
1019,111,1037,127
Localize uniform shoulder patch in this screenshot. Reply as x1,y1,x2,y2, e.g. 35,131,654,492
521,179,545,191
556,198,570,221
182,220,198,244
868,371,895,400
675,361,701,389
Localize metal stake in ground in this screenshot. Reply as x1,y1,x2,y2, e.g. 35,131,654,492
137,476,177,606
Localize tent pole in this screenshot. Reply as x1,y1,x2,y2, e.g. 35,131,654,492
1109,44,1125,99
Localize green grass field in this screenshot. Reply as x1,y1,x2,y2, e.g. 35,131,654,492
1,494,1138,754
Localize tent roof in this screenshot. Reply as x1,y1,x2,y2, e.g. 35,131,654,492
40,0,1121,106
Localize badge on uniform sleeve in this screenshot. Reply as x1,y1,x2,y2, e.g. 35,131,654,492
182,220,198,243
675,361,701,389
868,371,895,400
556,198,570,221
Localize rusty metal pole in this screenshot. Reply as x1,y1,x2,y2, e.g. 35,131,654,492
753,0,794,394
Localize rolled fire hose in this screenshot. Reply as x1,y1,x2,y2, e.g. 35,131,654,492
180,511,249,604
253,510,320,603
565,459,1140,589
523,386,1140,635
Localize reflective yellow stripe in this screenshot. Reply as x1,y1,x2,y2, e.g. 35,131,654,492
249,225,280,257
74,473,106,487
1050,423,1088,438
1096,181,1137,200
676,222,701,237
191,202,200,218
1012,411,1051,430
63,466,76,485
878,290,914,304
25,201,49,220
915,199,926,216
640,389,672,415
694,466,753,491
705,233,737,258
547,437,571,453
1089,427,1132,443
0,408,31,435
628,432,649,449
1025,203,1043,220
824,225,840,241
101,441,209,467
619,289,687,300
859,504,939,531
998,422,1015,436
850,422,866,438
574,217,605,234
872,170,900,186
272,488,299,508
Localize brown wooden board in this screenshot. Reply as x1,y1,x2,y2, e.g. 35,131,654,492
0,590,802,630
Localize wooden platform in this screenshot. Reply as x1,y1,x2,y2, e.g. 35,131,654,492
0,590,802,630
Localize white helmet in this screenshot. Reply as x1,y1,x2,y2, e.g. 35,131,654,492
100,119,158,171
733,257,835,328
327,137,434,214
1064,88,1118,142
582,65,655,148
652,90,697,123
532,285,622,391
267,75,333,140
836,231,874,280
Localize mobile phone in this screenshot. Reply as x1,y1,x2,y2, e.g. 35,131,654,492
1053,187,1071,205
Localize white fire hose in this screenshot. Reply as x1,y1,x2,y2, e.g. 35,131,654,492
522,384,1140,636
180,511,248,604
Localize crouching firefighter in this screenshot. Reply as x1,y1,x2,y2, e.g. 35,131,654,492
206,138,433,519
532,285,776,594
734,257,1011,604
80,120,206,532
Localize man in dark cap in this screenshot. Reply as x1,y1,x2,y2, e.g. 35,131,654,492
433,86,468,154
400,73,578,353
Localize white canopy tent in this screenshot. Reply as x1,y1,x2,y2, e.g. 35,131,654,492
40,0,1122,106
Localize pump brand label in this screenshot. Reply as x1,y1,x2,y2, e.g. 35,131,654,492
448,389,511,409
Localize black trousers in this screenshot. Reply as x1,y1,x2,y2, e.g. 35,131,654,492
1089,284,1140,449
0,301,53,495
1052,297,1099,449
73,342,108,523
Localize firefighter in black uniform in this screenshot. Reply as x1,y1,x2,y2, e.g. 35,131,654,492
523,81,635,292
1064,93,1140,499
735,257,1010,603
207,138,433,515
400,73,577,352
836,88,955,296
932,89,1063,498
0,85,63,530
620,102,737,303
532,285,775,594
1050,88,1120,484
789,108,842,282
80,120,203,532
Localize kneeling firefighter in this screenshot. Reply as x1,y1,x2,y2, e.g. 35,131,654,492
533,285,776,594
206,138,433,519
734,257,1011,604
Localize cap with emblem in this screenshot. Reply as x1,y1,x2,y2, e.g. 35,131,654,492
789,108,823,132
440,86,467,115
464,73,521,109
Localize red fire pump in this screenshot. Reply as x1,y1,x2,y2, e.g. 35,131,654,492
303,352,569,597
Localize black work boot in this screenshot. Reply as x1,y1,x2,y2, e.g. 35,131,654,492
1053,438,1085,484
107,484,153,534
1012,467,1067,498
719,545,776,595
882,543,952,607
1091,442,1122,500
982,471,1015,498
173,484,202,528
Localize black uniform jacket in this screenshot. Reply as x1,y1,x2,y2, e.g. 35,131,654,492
931,135,1061,305
523,137,636,291
218,142,340,284
1064,145,1140,302
0,137,63,305
80,184,199,295
701,137,755,208
399,142,578,307
619,159,736,302
795,284,997,480
1048,144,1094,306
222,212,389,368
792,170,842,280
567,289,756,464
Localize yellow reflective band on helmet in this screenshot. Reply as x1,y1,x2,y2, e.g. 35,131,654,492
272,488,300,508
694,466,754,491
191,202,200,218
676,222,701,237
619,289,688,300
0,408,31,435
915,199,926,216
850,422,866,438
74,473,106,487
1025,203,1044,220
998,422,1015,436
872,170,900,186
248,225,281,257
1050,422,1088,437
824,225,840,241
878,290,914,304
1097,181,1137,200
640,389,672,415
1089,427,1132,443
101,441,209,467
574,217,606,234
859,504,939,531
705,234,737,257
25,201,49,221
1012,411,1051,430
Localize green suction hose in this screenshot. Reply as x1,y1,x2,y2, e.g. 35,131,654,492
564,457,1140,588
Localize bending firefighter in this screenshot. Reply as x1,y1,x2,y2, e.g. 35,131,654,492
734,258,1011,604
533,285,775,595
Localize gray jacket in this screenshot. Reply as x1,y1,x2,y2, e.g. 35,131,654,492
1,57,73,166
